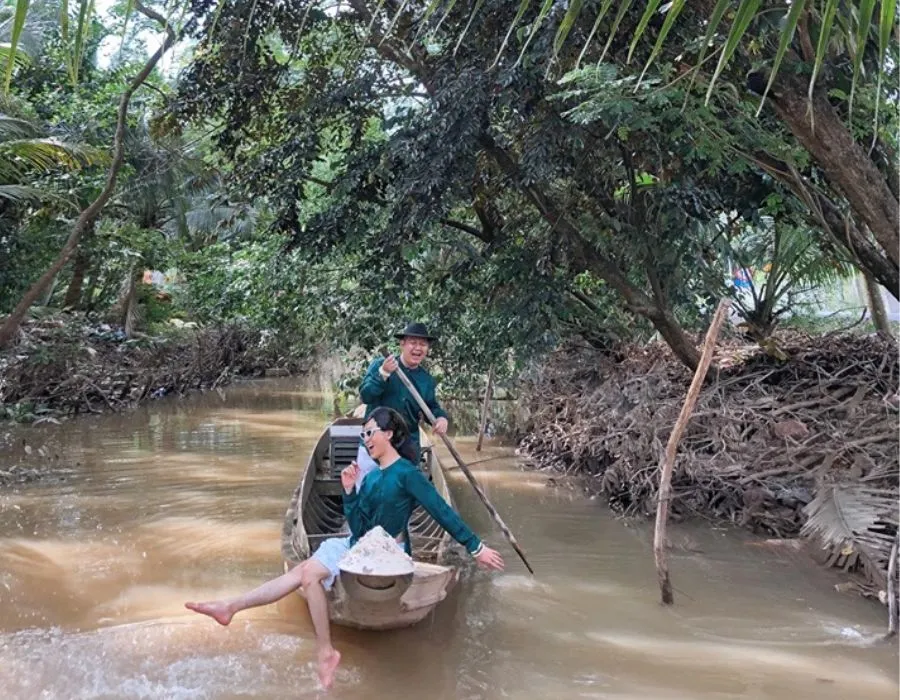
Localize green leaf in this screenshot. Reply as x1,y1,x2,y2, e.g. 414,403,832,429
599,0,634,63
637,0,688,87
877,0,897,66
575,0,615,68
0,184,73,205
413,0,446,42
491,0,531,69
3,0,30,94
553,0,584,60
871,0,897,141
118,0,135,61
848,0,876,116
705,0,761,104
71,0,95,86
432,0,459,39
514,0,556,69
627,0,665,64
454,0,487,56
60,0,70,45
808,0,838,107
384,0,411,41
0,42,31,70
755,0,807,115
686,0,731,95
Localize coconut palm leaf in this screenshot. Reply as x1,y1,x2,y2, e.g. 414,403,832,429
802,482,898,589
0,41,31,70
0,182,44,201
849,0,877,116
755,0,807,115
0,137,104,179
552,0,583,62
3,0,29,93
0,113,40,140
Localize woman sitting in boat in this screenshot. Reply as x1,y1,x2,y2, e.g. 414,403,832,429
185,406,505,690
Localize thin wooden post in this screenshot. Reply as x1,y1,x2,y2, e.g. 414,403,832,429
887,535,898,638
476,365,494,452
653,299,730,605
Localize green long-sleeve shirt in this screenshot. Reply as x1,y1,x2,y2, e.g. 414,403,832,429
343,456,483,557
358,357,448,460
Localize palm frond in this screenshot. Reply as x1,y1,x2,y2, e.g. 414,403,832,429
755,0,807,115
802,482,898,589
3,0,29,94
0,113,41,140
0,41,31,70
0,182,44,201
849,0,877,116
0,137,106,177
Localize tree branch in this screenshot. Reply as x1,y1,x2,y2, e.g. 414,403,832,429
439,218,492,243
0,3,183,347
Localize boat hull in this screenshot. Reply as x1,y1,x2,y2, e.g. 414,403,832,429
281,414,461,630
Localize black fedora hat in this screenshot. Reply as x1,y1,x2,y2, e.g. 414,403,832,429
394,322,437,342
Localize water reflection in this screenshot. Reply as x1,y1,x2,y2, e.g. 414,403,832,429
0,379,897,699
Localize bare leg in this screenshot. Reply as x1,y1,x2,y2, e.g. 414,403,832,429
185,562,308,625
299,560,341,689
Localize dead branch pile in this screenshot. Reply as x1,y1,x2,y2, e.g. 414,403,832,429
517,332,899,597
0,315,307,419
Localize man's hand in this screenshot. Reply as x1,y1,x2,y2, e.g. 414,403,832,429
380,354,399,377
432,416,449,435
474,545,505,571
341,461,360,494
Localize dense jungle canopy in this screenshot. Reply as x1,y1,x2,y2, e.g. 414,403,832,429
0,0,897,381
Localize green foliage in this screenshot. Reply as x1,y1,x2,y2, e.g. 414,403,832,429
2,0,894,397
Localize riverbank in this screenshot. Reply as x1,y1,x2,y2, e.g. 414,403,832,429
0,313,309,425
515,331,899,609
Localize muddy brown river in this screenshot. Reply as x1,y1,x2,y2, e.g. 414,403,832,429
1,378,897,699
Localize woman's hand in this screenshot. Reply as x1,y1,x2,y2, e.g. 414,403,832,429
341,461,360,494
474,545,505,571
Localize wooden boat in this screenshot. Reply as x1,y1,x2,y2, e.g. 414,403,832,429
280,415,461,630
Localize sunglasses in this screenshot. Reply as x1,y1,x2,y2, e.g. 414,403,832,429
360,427,384,439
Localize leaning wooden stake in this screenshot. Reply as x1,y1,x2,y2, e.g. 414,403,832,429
476,365,494,452
653,299,730,605
887,534,898,638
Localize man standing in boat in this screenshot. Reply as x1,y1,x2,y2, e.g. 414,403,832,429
354,322,449,487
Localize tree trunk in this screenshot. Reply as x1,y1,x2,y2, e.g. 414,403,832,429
862,271,892,338
480,135,702,370
63,225,94,309
755,154,899,297
120,267,141,338
38,274,58,306
0,5,178,349
767,72,900,267
476,365,494,452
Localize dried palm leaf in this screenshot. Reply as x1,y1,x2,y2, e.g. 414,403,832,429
802,482,898,590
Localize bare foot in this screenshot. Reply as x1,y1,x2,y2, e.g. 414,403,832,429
184,601,234,626
317,647,341,690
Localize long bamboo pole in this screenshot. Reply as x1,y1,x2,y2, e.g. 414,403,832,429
382,351,534,574
653,299,729,604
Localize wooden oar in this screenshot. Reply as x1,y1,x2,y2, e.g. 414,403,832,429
380,349,535,574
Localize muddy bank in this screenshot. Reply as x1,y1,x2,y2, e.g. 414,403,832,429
0,315,309,425
516,332,899,604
